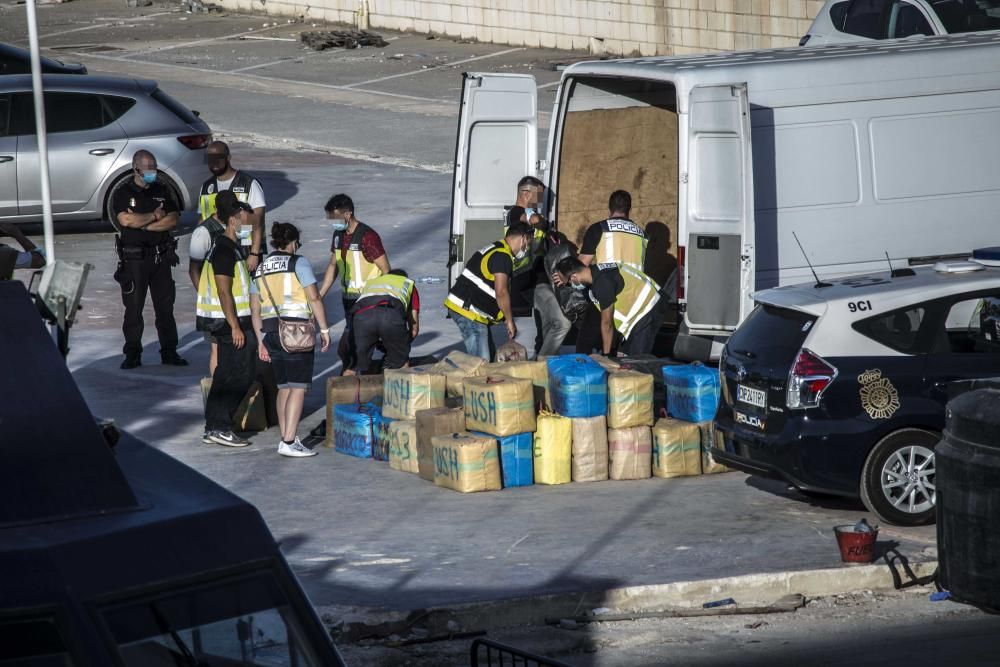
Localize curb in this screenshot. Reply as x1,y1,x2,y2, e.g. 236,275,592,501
320,560,938,642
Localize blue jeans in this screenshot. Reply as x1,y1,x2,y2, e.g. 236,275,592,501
453,313,497,361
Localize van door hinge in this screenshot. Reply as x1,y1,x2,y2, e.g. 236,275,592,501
536,159,548,173
680,172,689,184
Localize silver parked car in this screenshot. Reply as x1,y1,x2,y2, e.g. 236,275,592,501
0,74,211,226
801,0,1000,45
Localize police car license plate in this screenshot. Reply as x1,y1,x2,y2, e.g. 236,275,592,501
737,384,767,409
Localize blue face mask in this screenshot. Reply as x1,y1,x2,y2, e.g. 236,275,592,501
141,170,157,185
237,225,253,241
571,281,587,291
331,220,348,232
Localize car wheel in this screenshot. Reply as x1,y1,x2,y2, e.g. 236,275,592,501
104,172,181,233
860,428,939,526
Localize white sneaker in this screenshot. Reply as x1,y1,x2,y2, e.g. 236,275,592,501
278,438,317,458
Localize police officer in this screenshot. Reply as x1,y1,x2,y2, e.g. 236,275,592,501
351,269,420,374
198,141,267,273
445,222,532,361
112,149,185,370
196,191,256,448
318,194,391,374
567,189,648,354
554,256,662,357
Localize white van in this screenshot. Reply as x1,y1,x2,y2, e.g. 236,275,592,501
449,31,1000,359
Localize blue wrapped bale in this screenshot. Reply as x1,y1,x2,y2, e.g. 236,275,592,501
473,431,533,488
547,354,608,418
663,363,721,423
334,402,384,458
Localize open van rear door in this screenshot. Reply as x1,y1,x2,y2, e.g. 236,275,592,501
450,73,537,285
683,83,755,334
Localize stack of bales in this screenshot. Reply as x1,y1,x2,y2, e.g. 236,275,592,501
658,362,729,476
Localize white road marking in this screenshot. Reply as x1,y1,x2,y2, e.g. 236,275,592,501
57,49,448,104
177,336,205,354
343,46,526,88
12,10,179,44
116,23,287,56
312,360,342,382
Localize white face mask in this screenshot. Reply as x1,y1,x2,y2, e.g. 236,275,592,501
237,225,253,242
571,281,587,291
514,247,528,261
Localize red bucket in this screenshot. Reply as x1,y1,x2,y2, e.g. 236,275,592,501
833,525,879,563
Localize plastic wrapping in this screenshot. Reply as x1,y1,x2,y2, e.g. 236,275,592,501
652,418,703,478
663,363,721,423
699,422,730,474
431,351,487,399
607,370,655,429
463,375,536,437
608,426,653,480
432,433,502,493
589,354,621,373
373,414,392,461
474,431,533,488
415,406,465,481
571,415,609,482
333,402,384,458
388,419,419,474
324,375,384,448
547,354,608,418
495,339,529,362
533,412,572,485
383,368,447,420
485,360,551,408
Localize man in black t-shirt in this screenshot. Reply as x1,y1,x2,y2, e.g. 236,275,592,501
112,149,186,370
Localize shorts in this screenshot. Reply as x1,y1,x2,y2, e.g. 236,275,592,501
263,332,315,389
203,332,218,344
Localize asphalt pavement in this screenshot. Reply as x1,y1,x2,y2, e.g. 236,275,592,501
1,0,944,637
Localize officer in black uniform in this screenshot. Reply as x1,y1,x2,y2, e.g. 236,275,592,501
112,149,187,370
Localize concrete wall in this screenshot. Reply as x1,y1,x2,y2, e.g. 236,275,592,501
230,0,825,56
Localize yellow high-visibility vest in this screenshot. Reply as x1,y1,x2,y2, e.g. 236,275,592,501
196,242,252,330
358,273,415,308
255,252,311,320
445,240,514,324
336,222,383,299
591,262,660,339
198,171,257,221
594,218,647,273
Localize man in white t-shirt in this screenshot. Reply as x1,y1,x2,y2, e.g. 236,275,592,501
198,141,267,273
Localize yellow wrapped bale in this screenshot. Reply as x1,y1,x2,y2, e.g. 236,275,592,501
388,419,419,474
571,415,609,482
700,422,730,474
607,370,655,429
608,426,653,480
432,351,487,399
485,360,551,408
652,418,703,478
463,375,536,437
533,412,572,485
432,433,502,493
383,368,447,420
415,407,465,481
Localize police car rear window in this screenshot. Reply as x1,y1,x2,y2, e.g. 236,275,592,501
728,305,816,366
150,88,199,125
853,306,927,354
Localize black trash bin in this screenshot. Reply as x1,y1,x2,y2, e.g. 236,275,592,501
937,388,1000,610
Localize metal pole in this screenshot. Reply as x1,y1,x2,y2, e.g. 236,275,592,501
25,0,56,265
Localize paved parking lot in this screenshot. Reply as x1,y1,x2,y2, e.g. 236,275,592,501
1,0,937,623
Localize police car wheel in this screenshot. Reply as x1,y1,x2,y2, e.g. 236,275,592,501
860,428,939,527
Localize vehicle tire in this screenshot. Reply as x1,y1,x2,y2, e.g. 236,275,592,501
104,172,181,233
860,428,939,527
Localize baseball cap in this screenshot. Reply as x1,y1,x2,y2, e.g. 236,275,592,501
215,190,253,221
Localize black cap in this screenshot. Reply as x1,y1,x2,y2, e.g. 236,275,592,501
216,190,253,221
